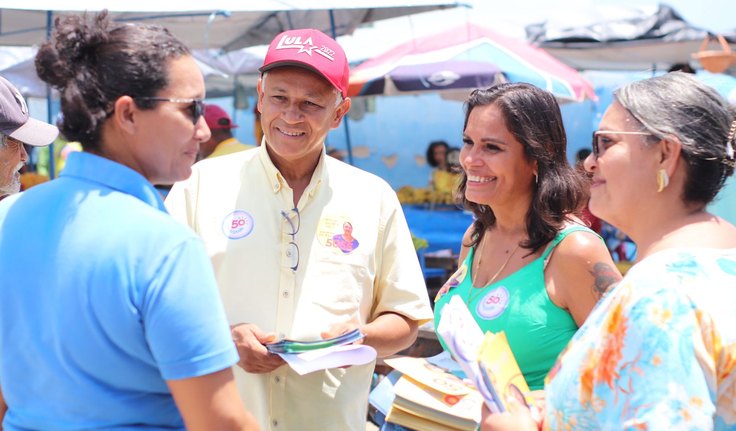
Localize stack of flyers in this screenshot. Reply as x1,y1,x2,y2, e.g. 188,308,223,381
265,328,365,354
264,328,376,375
476,331,531,413
436,295,502,413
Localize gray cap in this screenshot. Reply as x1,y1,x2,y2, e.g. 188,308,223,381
0,76,58,146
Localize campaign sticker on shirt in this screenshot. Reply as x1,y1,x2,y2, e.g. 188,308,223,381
475,286,510,320
317,214,360,254
434,263,468,302
222,210,254,240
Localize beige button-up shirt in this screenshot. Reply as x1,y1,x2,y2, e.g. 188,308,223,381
166,145,432,431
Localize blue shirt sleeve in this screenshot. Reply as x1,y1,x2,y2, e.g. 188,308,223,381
140,237,238,380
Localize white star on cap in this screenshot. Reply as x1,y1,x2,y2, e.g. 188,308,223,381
296,44,317,55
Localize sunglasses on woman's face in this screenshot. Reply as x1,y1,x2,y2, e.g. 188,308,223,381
591,130,653,159
135,97,206,125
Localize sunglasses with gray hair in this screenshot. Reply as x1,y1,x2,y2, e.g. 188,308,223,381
613,71,736,206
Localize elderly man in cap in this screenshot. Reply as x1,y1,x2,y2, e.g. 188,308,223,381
166,29,432,431
0,76,58,199
198,104,255,160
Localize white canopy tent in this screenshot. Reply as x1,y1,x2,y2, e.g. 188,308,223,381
0,1,461,175
0,1,460,51
193,46,265,98
0,1,463,98
0,46,239,98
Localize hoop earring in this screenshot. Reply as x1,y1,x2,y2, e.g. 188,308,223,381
656,169,669,193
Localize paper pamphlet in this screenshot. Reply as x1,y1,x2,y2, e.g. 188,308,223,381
387,405,460,431
436,295,503,413
424,349,464,375
388,373,481,431
384,356,470,396
382,356,481,430
436,295,530,414
369,351,462,419
477,331,531,412
277,343,376,375
266,328,364,353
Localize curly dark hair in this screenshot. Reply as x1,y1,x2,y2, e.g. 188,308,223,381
35,11,190,151
457,83,587,253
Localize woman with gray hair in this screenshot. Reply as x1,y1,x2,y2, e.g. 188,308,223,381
482,71,736,430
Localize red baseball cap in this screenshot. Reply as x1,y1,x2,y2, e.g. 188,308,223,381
259,29,349,98
204,104,238,130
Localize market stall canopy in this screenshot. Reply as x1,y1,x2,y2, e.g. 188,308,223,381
0,47,229,98
0,1,460,51
353,59,506,99
526,3,736,72
349,22,596,102
194,47,264,76
0,46,37,95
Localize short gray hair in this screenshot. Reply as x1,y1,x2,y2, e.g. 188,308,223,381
614,71,736,206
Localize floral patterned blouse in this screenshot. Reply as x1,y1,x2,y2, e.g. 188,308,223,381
546,248,736,430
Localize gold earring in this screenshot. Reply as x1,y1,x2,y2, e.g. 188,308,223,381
656,169,669,192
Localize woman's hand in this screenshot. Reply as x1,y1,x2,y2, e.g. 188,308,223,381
480,397,541,431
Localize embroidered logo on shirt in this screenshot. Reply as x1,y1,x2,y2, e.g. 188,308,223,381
222,210,254,240
476,286,510,320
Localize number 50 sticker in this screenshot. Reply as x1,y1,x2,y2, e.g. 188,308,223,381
222,210,255,240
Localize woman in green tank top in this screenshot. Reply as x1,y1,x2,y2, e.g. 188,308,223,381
433,83,621,391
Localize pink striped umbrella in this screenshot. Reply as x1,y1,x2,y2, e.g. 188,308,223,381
349,22,596,102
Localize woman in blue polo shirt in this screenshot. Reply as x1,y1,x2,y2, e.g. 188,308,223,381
0,12,258,431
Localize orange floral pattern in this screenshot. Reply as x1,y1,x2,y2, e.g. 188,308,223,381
545,249,736,430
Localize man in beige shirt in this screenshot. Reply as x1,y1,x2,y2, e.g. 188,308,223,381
166,28,433,431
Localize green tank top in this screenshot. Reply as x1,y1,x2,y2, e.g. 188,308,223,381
433,225,596,390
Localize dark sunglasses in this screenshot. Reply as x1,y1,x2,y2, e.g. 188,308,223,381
135,97,206,125
592,130,652,159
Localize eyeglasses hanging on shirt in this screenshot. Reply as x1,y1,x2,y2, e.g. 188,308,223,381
280,207,300,272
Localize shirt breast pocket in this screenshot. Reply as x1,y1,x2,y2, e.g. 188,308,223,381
304,250,373,315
